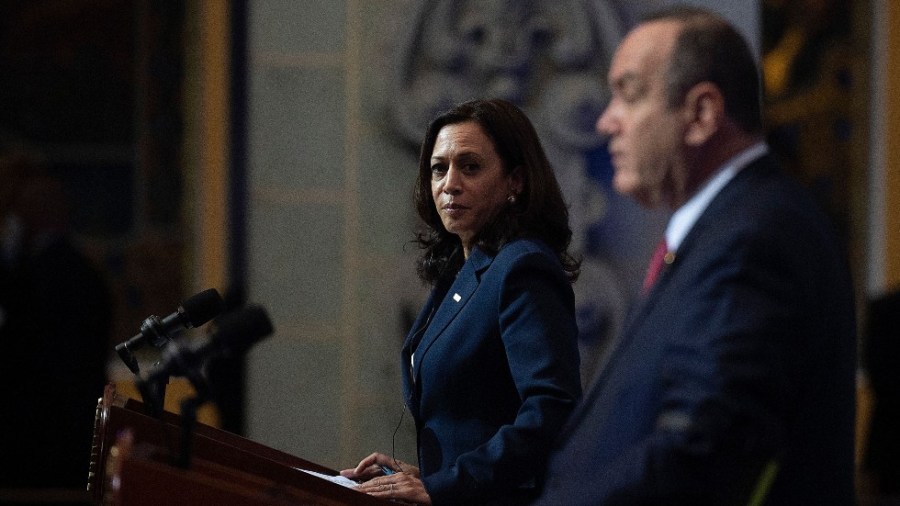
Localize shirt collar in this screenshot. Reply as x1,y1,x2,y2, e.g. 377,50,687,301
665,142,768,252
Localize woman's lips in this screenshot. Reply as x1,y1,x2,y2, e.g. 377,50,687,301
442,203,467,217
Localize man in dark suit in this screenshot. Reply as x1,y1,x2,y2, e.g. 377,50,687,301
533,6,856,505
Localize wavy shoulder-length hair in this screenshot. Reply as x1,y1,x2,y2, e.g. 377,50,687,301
413,98,580,285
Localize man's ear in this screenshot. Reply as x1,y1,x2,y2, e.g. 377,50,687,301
682,81,725,146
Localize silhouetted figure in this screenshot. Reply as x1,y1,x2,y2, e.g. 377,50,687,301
864,289,900,498
0,153,111,500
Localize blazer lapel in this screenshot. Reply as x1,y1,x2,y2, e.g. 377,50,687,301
602,253,676,375
411,248,493,382
673,154,774,262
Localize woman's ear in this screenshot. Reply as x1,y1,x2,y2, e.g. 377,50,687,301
509,166,525,195
682,81,725,146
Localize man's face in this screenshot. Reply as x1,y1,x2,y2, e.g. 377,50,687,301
596,21,686,209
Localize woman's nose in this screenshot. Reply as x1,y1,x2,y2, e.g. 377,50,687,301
443,167,462,194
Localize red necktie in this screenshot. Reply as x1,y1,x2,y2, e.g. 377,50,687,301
641,239,669,294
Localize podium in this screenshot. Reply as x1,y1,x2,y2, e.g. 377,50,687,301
88,384,392,505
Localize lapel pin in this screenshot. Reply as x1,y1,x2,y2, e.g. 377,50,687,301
453,293,461,302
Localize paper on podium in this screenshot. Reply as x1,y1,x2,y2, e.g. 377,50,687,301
298,468,360,489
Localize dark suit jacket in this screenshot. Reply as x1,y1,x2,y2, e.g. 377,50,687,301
402,239,582,506
863,289,900,493
533,155,857,505
0,236,111,488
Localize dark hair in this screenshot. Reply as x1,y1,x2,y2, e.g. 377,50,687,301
644,6,764,134
413,98,580,284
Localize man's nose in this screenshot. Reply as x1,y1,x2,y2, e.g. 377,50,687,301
596,104,616,137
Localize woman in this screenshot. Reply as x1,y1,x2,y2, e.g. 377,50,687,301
341,99,581,505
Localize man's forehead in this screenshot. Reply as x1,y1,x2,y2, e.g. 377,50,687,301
608,21,678,81
624,20,679,56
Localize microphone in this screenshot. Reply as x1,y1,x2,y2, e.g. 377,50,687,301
115,288,226,374
146,305,273,469
141,304,274,387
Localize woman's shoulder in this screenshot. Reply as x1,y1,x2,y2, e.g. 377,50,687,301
469,239,559,276
498,237,554,257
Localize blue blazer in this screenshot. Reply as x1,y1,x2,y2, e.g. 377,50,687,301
534,155,857,505
402,238,582,506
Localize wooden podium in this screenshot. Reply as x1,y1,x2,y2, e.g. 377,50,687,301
88,384,392,505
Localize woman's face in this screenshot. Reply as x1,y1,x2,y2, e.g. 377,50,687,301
430,121,521,257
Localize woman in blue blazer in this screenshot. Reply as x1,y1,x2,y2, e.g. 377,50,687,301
341,99,582,505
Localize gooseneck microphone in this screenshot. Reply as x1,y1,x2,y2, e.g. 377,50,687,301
115,288,226,374
142,304,274,386
138,304,273,421
137,304,274,467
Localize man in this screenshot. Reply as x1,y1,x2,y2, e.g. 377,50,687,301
0,155,112,491
533,6,856,505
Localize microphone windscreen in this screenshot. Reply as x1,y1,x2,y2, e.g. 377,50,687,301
213,305,274,356
181,288,226,328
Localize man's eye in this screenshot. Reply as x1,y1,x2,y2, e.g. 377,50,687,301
620,85,645,104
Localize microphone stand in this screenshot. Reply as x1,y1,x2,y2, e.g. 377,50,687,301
134,304,273,469
177,394,203,470
137,338,191,419
137,364,169,419
176,361,214,469
136,339,211,469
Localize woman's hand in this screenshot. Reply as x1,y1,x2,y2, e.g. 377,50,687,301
340,452,429,504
